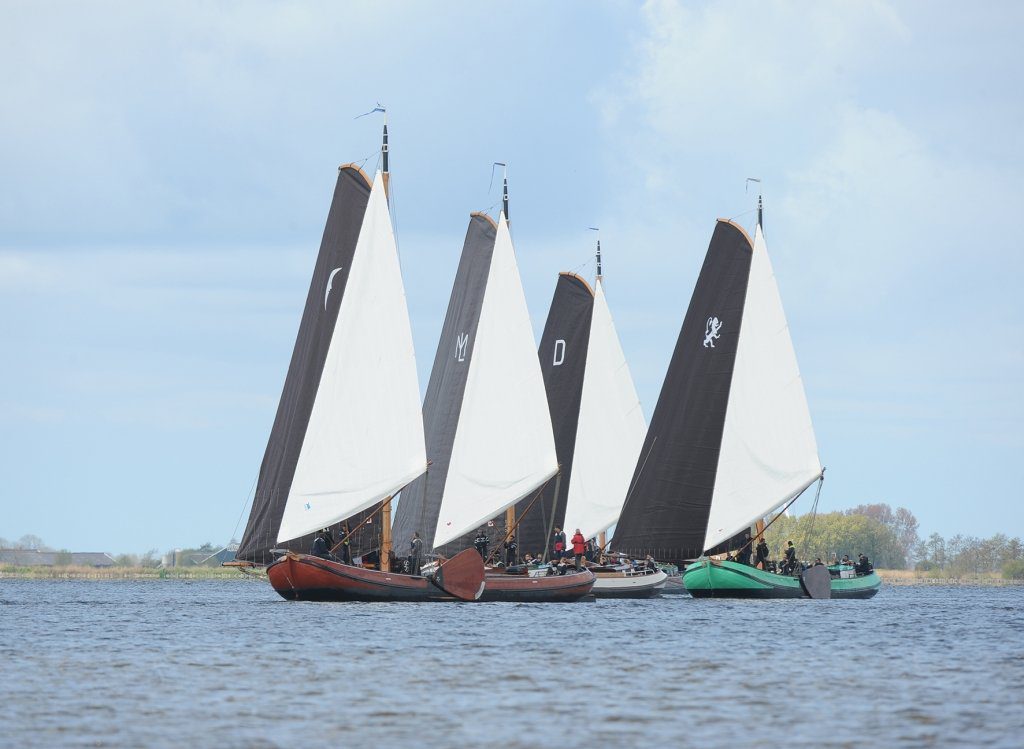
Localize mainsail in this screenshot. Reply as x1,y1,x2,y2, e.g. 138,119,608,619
515,273,646,554
612,219,820,563
393,212,558,553
562,278,647,542
391,213,497,550
514,273,595,556
237,167,426,563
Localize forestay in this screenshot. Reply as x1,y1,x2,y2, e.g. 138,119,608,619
561,280,647,542
702,225,821,549
433,214,558,548
277,173,427,543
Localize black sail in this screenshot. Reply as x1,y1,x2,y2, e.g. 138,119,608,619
391,213,498,552
514,273,594,558
237,166,372,564
611,220,754,564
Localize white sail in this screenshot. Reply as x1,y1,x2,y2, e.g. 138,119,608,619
703,224,821,549
561,280,647,542
277,172,427,543
433,214,558,548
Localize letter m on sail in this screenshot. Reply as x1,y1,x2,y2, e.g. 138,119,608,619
455,333,469,362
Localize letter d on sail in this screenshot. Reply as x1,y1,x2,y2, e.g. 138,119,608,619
553,339,566,366
456,333,469,362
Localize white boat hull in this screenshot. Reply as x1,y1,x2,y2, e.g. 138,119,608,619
592,569,667,598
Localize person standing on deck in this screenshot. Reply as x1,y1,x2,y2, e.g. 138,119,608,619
503,534,519,567
571,528,586,569
552,527,566,561
338,522,353,565
783,540,797,574
755,537,770,570
409,532,423,575
473,529,489,560
735,533,752,566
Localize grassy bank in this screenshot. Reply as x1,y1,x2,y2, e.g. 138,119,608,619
878,568,1022,586
0,564,262,580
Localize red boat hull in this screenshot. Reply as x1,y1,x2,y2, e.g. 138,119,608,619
479,568,595,602
267,548,485,602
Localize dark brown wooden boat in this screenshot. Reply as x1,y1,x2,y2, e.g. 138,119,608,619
478,567,595,602
267,547,485,602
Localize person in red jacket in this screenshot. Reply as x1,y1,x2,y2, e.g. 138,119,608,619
571,528,587,569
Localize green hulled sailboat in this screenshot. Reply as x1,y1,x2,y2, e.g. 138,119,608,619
684,559,881,599
613,198,880,600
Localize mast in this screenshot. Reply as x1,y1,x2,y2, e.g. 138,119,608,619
378,111,392,571
500,163,509,223
381,114,390,197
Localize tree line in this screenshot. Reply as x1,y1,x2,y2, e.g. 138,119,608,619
762,502,1023,577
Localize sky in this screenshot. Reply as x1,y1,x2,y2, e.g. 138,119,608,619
1,0,1022,554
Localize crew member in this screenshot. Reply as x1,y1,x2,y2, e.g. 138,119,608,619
782,540,797,574
735,533,752,566
552,527,566,561
473,528,489,559
755,537,770,570
503,534,519,567
571,528,586,569
338,522,353,564
409,531,423,575
310,529,338,561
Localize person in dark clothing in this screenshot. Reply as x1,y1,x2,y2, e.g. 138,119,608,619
503,534,519,567
552,527,566,561
310,529,339,561
409,532,424,575
855,553,873,575
755,538,770,570
585,538,596,562
473,529,489,560
782,540,797,574
735,534,752,566
338,522,353,564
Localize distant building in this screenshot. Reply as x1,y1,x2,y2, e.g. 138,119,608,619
0,549,115,567
162,545,237,568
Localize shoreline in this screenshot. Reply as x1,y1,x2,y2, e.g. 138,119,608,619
0,564,263,580
2,564,1021,585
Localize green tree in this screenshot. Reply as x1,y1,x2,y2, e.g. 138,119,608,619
1002,559,1024,580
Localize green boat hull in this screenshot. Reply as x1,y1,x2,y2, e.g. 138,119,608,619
683,559,881,599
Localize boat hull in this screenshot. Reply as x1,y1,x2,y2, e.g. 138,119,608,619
479,569,595,602
267,548,485,602
682,559,881,599
592,569,667,598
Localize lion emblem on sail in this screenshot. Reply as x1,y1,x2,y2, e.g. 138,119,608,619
703,316,723,348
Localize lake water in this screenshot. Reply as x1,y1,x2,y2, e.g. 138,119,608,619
1,579,1021,748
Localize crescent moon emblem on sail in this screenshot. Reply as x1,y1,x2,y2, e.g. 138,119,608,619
324,267,343,309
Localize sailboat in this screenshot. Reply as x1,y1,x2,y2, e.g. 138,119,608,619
234,124,484,602
611,199,880,599
513,238,662,597
391,171,595,602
